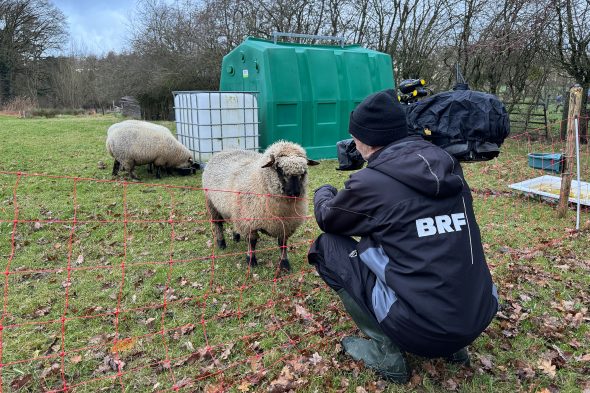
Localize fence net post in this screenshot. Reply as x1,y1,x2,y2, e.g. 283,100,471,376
557,85,583,218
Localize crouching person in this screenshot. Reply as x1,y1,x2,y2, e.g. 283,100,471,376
308,89,498,383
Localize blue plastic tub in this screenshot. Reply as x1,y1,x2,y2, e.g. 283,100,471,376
527,153,563,173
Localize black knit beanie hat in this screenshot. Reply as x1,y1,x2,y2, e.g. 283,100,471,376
349,89,408,146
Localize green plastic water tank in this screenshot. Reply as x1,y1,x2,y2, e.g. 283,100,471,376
219,36,395,159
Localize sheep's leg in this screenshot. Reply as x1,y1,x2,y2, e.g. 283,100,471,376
246,232,258,267
206,198,226,249
147,163,153,174
112,160,121,176
128,162,139,180
233,232,240,242
121,160,140,180
278,237,291,271
155,165,162,179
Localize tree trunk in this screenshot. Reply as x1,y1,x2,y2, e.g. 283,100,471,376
0,63,14,103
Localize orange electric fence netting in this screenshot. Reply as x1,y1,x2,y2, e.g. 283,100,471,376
0,117,589,392
0,173,352,392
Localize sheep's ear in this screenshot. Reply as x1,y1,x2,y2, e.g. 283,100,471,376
307,159,320,166
261,155,275,168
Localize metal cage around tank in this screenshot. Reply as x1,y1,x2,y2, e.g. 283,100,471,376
172,91,260,164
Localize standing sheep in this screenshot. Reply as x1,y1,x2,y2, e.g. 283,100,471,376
202,141,320,271
106,120,195,180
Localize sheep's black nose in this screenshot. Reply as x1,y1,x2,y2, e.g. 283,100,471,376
285,177,302,197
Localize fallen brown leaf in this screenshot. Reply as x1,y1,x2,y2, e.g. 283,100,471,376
96,355,125,373
172,324,195,340
204,382,225,393
237,380,252,392
34,305,51,317
369,380,387,393
219,342,235,360
422,361,440,377
538,359,556,378
242,355,257,371
442,378,459,391
309,352,322,365
408,372,422,388
516,363,536,380
478,353,494,370
294,303,312,319
40,363,60,379
111,337,136,354
174,346,210,368
10,374,32,391
268,364,302,393
174,378,194,390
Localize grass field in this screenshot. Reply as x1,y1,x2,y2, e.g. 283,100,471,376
0,114,588,392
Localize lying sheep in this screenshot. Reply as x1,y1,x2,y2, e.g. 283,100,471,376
106,120,195,180
202,141,320,271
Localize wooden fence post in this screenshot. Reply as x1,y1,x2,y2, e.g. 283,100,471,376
557,86,583,217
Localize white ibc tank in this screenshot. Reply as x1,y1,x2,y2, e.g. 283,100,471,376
173,91,259,162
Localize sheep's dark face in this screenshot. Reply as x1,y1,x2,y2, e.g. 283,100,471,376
177,157,201,173
276,165,306,197
263,155,320,198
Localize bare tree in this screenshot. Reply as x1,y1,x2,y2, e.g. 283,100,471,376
0,0,67,103
463,0,553,104
95,0,565,120
351,0,455,88
550,0,590,141
128,0,244,117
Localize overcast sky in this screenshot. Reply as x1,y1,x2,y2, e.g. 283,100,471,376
52,0,138,55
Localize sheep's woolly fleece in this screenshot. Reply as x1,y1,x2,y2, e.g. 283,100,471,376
201,140,313,240
106,120,193,178
263,140,310,175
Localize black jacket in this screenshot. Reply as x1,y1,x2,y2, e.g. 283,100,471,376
314,136,498,357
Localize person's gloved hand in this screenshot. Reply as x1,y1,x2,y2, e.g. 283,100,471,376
313,184,338,227
314,184,337,195
314,184,338,209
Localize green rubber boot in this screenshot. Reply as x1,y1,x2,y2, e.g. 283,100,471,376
446,347,470,366
336,289,409,383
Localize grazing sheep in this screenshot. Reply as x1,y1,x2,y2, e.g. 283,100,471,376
106,120,195,180
202,141,320,271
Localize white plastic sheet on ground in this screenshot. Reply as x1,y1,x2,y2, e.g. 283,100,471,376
509,175,590,207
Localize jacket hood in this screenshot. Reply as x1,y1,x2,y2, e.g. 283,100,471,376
368,137,465,198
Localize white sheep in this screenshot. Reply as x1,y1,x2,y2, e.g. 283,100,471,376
202,141,320,271
109,120,171,176
106,120,195,179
